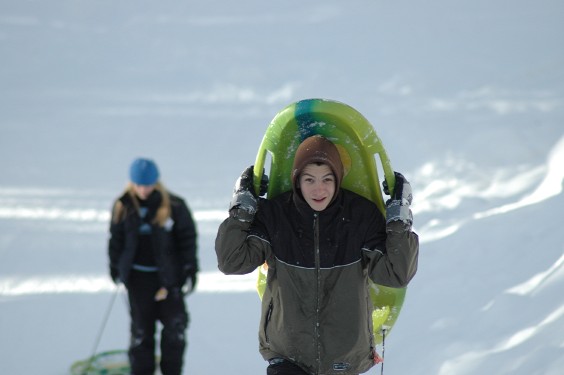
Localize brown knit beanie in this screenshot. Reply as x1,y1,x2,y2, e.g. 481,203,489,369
292,135,344,195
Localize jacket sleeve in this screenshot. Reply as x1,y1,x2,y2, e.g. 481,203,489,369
215,216,269,275
108,199,125,279
363,213,419,288
172,198,199,275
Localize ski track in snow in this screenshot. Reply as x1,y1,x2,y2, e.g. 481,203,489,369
0,206,227,223
438,304,564,375
505,251,564,297
473,134,564,219
0,200,227,223
0,270,258,297
415,134,564,243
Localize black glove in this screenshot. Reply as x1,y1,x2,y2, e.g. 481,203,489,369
383,172,413,225
257,169,269,197
110,266,120,285
181,266,198,295
229,166,268,222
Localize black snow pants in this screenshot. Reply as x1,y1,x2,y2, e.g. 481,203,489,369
127,270,188,375
267,358,309,375
266,358,360,375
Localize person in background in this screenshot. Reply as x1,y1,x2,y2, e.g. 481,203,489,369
215,135,419,375
109,157,198,375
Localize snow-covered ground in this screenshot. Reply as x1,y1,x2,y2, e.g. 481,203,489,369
1,1,563,374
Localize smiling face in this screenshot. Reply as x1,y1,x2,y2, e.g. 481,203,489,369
298,163,336,211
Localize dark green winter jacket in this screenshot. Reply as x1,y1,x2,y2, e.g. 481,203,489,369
215,189,418,375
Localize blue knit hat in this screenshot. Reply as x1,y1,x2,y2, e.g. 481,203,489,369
129,158,159,185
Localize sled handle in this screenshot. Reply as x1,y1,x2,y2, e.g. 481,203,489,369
253,148,267,196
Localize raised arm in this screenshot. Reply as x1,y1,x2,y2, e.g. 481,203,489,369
215,165,270,275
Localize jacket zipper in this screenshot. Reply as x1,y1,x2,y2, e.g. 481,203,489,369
264,300,273,343
313,212,321,373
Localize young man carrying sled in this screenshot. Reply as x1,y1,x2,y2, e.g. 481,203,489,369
215,135,419,375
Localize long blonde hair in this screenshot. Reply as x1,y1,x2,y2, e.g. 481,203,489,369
112,182,171,226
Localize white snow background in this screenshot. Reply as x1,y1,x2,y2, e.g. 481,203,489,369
1,1,563,374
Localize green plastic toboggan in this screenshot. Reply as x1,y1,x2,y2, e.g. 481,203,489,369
253,98,405,344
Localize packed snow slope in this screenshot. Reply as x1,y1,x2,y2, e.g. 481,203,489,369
1,1,563,374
